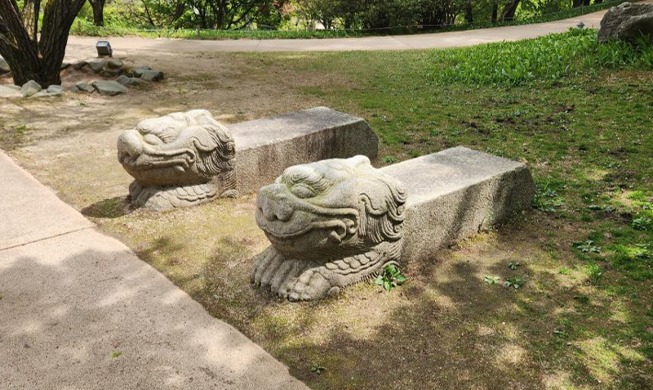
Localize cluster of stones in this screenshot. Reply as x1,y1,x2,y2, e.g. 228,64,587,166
72,58,164,96
0,80,64,99
0,55,165,99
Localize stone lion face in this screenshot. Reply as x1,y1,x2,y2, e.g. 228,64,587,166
255,155,406,261
117,109,235,186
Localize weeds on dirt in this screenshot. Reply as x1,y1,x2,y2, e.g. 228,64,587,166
374,264,407,291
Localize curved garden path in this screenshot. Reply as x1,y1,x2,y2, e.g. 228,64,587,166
65,6,624,58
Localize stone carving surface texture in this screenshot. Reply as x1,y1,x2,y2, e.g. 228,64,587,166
598,2,653,44
252,155,407,301
117,109,236,210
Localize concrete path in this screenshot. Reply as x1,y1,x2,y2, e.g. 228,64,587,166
0,150,308,389
66,7,611,57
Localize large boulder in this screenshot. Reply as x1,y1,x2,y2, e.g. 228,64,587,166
598,2,653,44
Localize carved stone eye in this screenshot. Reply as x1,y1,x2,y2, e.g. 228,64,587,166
290,183,316,199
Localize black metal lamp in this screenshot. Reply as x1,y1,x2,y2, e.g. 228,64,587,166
96,41,112,57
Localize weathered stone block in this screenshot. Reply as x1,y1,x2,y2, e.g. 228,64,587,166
250,147,534,301
230,107,379,194
381,146,535,263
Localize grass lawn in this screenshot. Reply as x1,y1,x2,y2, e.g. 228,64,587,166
1,29,651,389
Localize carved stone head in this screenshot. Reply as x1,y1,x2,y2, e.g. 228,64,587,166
117,110,236,210
118,109,235,186
252,155,407,301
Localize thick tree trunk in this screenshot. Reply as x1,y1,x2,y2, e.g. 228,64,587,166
0,0,86,87
89,0,106,26
500,0,520,21
491,0,498,23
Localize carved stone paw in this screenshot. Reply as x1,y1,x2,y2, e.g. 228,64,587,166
280,268,336,302
252,247,308,294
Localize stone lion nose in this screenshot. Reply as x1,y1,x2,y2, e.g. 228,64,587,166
258,186,294,222
117,130,144,161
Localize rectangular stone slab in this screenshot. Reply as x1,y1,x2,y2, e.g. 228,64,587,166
381,146,535,263
230,107,378,194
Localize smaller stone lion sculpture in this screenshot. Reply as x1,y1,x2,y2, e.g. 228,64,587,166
251,155,407,301
117,110,236,210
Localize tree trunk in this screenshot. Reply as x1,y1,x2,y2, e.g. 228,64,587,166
0,0,86,87
573,0,582,8
491,0,498,23
21,0,40,41
89,0,106,27
500,0,520,21
464,0,473,24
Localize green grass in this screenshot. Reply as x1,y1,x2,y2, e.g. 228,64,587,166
440,29,653,86
70,0,625,40
224,30,652,387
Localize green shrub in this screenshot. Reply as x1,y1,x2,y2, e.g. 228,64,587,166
438,29,653,86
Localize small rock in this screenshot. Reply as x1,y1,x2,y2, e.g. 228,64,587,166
117,75,146,87
126,78,146,87
89,59,106,73
0,58,10,74
0,84,21,98
75,81,95,93
73,60,88,71
60,62,71,70
107,58,124,70
129,66,152,78
116,75,130,86
92,80,127,96
141,70,164,82
21,80,42,97
46,85,64,96
101,68,122,78
32,90,50,98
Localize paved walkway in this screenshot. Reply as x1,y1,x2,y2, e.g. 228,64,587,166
0,150,308,389
66,7,611,57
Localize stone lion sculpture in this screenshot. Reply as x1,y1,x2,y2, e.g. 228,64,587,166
117,109,236,210
251,155,407,301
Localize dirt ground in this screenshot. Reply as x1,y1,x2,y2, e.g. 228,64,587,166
1,49,650,390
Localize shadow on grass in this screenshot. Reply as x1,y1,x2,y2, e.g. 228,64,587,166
246,215,652,390
81,196,129,218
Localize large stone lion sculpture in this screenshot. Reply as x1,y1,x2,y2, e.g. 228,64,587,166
117,110,236,210
251,155,407,301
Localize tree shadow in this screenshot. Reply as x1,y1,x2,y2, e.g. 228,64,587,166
81,196,130,218
0,230,307,389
